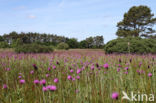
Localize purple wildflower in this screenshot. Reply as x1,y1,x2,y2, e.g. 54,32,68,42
67,75,72,80
111,92,119,100
30,70,34,74
19,79,25,84
54,78,59,83
42,86,48,92
34,80,40,84
103,63,109,69
148,73,152,77
49,85,57,91
3,84,7,89
53,65,56,69
40,79,46,85
32,64,38,70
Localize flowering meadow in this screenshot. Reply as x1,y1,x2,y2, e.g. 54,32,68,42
0,49,155,103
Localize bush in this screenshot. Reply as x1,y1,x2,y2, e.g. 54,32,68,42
0,36,4,42
15,43,54,53
104,37,156,54
0,42,10,48
57,42,69,50
66,38,79,48
11,38,23,48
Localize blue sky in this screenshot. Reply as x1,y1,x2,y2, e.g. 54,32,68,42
0,0,156,43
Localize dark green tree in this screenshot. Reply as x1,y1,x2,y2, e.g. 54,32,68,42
116,5,156,37
11,38,23,48
66,38,79,48
94,36,104,48
0,36,4,42
86,37,94,48
57,42,69,50
79,40,87,48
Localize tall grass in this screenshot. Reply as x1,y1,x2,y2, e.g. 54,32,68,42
0,50,155,103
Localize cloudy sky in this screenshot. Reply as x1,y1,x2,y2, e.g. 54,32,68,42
0,0,156,43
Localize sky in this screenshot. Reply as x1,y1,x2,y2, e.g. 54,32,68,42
0,0,156,43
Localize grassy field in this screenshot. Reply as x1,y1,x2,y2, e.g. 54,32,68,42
0,49,155,103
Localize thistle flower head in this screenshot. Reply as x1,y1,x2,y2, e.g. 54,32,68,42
103,63,109,69
19,79,25,84
148,73,152,77
40,79,46,85
54,78,59,83
67,75,72,80
3,84,7,89
111,92,119,100
32,64,38,70
34,80,40,84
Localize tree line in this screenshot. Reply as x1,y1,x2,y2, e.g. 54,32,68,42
0,32,104,49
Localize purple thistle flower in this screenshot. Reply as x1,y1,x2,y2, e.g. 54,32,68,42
104,72,107,74
81,66,85,70
96,63,99,68
72,78,76,81
111,92,119,100
103,63,109,69
54,78,59,83
119,59,121,63
46,74,49,77
140,70,145,74
136,69,140,75
32,64,38,71
19,79,25,84
53,65,56,69
70,69,74,73
118,64,121,67
49,85,57,91
76,75,80,79
129,59,132,63
40,79,46,85
30,70,34,74
117,68,120,72
90,65,94,70
124,71,128,74
5,68,10,71
124,67,129,70
34,80,40,84
48,67,51,71
3,84,7,89
56,61,60,65
148,65,150,69
18,76,22,79
77,69,81,74
148,73,152,77
67,75,72,80
46,85,51,89
42,86,48,92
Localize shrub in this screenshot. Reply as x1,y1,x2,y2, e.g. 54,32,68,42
104,37,156,54
57,42,69,50
15,43,54,53
11,38,23,48
66,38,79,48
0,36,4,42
0,42,10,48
